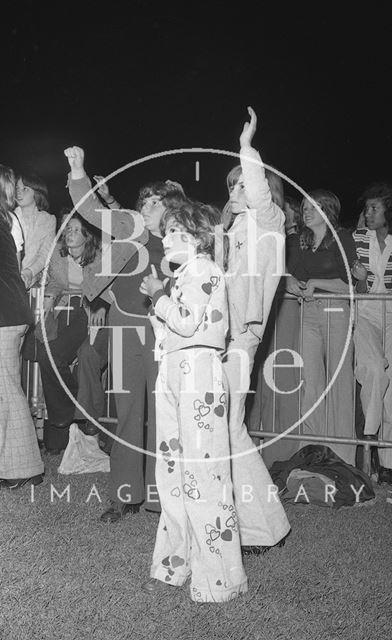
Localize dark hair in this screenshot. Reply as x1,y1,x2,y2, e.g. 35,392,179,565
57,206,72,233
0,164,16,228
160,199,217,258
17,171,49,211
136,179,185,212
284,195,301,226
358,182,392,234
299,189,341,251
59,212,101,267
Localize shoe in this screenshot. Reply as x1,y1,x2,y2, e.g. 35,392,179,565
242,533,289,556
378,466,392,485
75,420,100,436
141,578,177,594
1,474,44,489
51,420,73,430
100,501,142,523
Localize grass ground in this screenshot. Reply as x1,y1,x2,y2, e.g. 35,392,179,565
0,452,391,640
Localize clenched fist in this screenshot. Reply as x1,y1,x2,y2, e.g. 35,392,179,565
64,146,86,179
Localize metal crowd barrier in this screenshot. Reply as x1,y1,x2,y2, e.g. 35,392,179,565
23,288,392,475
248,292,392,475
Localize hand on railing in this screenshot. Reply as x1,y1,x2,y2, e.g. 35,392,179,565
42,295,55,317
299,279,316,301
21,267,33,289
285,275,306,298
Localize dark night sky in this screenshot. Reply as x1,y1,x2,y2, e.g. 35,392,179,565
2,1,391,226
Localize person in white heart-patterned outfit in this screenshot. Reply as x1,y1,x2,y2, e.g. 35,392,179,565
140,199,247,603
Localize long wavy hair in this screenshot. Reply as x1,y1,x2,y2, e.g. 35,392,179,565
0,164,16,228
299,189,341,251
284,195,301,227
16,170,49,211
59,213,101,267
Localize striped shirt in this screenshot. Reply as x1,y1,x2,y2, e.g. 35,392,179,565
352,227,392,322
353,228,392,291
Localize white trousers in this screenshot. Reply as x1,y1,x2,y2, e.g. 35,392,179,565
354,316,392,468
223,330,291,546
300,300,356,465
151,348,247,603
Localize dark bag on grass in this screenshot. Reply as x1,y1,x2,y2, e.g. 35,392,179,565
270,445,375,509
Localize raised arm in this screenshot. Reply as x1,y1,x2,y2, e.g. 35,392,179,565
93,175,123,210
64,146,139,240
239,106,284,231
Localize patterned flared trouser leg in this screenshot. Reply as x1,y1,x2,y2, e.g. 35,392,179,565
150,348,248,603
0,325,44,479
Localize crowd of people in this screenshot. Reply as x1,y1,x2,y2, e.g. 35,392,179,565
1,106,392,602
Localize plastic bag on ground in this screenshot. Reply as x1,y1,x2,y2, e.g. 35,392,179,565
58,423,110,474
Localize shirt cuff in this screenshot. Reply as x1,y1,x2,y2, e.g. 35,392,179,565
152,289,166,307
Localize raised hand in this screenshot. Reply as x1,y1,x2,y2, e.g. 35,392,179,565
239,106,257,148
64,146,86,179
139,264,164,298
93,175,110,200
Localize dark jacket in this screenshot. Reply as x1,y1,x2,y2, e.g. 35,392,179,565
68,174,148,304
0,217,33,327
269,445,375,509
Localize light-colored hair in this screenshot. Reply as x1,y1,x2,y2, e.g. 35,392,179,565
299,189,341,250
222,164,284,230
0,164,16,228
